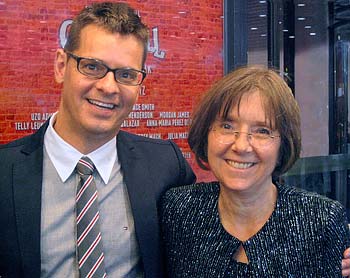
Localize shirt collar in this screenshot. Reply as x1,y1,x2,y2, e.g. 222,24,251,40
44,112,117,184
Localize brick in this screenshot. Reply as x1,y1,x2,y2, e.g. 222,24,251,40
0,0,223,181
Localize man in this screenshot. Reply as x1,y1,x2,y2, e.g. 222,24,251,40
0,2,194,277
1,2,350,278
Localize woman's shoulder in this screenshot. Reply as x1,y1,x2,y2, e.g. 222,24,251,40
168,181,219,193
161,182,220,215
164,181,219,199
276,182,346,217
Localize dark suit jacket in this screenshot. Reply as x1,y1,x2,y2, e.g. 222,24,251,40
0,121,195,278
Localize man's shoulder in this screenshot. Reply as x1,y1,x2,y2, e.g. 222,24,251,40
117,130,181,157
118,130,172,146
0,134,34,152
0,121,47,154
0,129,44,163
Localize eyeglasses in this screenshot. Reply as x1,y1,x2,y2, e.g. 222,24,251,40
211,122,280,147
65,51,146,86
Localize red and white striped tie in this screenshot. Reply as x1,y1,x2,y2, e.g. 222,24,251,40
76,157,106,278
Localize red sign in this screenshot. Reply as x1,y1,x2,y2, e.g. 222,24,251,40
0,0,223,181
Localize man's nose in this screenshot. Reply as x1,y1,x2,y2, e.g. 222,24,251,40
95,71,120,94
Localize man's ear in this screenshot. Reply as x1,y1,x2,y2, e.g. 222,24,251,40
54,49,67,84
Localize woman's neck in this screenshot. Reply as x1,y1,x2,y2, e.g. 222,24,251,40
218,182,277,242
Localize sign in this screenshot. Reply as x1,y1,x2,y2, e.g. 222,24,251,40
0,0,223,181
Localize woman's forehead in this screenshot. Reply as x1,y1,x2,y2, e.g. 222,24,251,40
219,91,276,126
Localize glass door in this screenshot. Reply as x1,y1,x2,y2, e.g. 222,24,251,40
332,21,350,207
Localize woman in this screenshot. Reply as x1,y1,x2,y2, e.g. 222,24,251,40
161,66,350,277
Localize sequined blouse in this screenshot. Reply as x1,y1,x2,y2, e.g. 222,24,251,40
160,182,350,277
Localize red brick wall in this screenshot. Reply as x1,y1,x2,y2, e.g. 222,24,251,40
0,0,223,181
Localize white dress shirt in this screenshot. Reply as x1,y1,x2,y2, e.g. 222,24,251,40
40,113,143,277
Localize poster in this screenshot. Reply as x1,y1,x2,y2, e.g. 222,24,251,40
0,0,223,181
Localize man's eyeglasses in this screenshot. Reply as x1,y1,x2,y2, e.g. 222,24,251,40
211,121,280,148
65,51,146,86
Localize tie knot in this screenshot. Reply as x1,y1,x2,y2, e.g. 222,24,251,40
76,156,95,176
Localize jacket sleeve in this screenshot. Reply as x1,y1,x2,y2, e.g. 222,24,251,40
322,202,350,276
168,140,196,186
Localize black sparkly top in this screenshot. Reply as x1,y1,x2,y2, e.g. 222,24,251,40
160,182,350,277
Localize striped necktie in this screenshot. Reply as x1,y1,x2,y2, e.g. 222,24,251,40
76,157,107,278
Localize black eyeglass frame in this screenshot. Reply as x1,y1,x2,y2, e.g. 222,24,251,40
65,51,147,86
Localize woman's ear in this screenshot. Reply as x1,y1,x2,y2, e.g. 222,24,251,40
54,49,67,84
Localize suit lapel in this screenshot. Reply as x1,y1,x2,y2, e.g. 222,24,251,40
11,126,163,277
117,131,163,277
13,152,43,276
12,123,47,277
